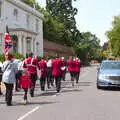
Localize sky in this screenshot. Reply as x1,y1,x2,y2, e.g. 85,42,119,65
36,0,120,45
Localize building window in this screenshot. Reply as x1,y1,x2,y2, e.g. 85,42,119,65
26,14,30,28
0,2,2,18
36,19,39,32
13,8,18,21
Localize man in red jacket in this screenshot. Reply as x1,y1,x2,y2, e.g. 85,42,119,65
67,56,76,86
75,57,81,84
52,56,63,93
38,57,47,91
23,53,39,97
61,57,67,81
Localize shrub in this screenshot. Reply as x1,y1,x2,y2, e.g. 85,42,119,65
14,52,25,59
0,54,5,62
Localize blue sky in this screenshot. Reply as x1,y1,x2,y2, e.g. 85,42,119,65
36,0,120,45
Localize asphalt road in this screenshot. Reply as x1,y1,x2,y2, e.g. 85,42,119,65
1,65,120,120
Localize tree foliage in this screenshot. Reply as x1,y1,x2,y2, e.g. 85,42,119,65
75,32,101,63
106,16,120,57
22,0,36,7
46,0,79,46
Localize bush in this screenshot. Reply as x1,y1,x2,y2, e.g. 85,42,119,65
14,52,25,59
0,54,5,62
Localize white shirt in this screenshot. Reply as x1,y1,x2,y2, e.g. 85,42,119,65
47,60,52,67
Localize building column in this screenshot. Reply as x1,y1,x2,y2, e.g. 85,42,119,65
23,36,26,56
34,39,36,56
31,37,33,53
17,35,22,54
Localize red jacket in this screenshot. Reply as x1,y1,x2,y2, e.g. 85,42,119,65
52,58,63,77
38,60,47,77
61,60,67,71
19,74,32,89
67,60,76,72
75,60,81,72
24,57,39,74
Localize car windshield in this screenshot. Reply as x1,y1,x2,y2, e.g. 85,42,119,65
101,61,120,69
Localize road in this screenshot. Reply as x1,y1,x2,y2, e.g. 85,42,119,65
1,65,120,120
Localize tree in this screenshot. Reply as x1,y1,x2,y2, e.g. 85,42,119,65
106,16,120,57
46,0,78,46
22,0,36,7
75,32,101,64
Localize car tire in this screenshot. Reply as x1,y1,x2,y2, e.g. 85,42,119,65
97,83,101,89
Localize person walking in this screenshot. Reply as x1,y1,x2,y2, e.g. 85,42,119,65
19,69,32,105
75,57,81,84
61,57,67,81
2,52,17,106
46,57,53,89
23,52,39,97
67,56,76,86
38,57,47,91
52,56,63,93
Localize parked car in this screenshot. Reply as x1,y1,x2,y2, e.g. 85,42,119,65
97,60,120,89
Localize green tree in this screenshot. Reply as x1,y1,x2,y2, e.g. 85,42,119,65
75,32,101,64
22,0,36,7
46,0,78,46
106,16,120,57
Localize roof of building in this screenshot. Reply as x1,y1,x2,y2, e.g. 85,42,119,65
6,0,43,19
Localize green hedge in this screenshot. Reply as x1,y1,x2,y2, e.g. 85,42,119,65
0,52,25,62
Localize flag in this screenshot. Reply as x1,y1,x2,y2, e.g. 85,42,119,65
3,26,12,54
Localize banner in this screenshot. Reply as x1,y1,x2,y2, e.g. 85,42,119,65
3,33,12,54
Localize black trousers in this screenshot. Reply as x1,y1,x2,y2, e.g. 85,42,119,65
40,76,46,91
70,72,76,81
54,76,62,93
23,88,28,100
15,71,22,91
4,82,14,105
46,67,54,88
62,70,66,81
30,73,37,97
75,72,80,83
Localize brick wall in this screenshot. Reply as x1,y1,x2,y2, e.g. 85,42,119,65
44,40,76,57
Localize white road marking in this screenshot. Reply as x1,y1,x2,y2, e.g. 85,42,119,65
17,106,40,120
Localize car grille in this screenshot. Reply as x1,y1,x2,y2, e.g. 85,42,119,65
107,76,120,80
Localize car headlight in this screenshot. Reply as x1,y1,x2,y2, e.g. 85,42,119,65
99,74,110,80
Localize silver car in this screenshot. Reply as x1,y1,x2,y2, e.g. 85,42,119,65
97,60,120,89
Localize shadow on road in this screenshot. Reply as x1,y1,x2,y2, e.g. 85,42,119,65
15,101,57,106
79,82,93,86
35,91,57,97
100,87,120,91
62,81,93,88
62,89,82,93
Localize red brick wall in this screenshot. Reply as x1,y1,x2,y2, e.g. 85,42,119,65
44,40,76,57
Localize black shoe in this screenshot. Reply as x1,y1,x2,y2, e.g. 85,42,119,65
57,90,60,93
76,81,78,84
6,103,12,106
15,89,20,92
47,86,51,89
30,93,34,97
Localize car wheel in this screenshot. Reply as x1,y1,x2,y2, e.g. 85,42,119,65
97,83,101,89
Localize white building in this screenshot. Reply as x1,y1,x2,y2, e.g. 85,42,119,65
0,0,43,56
